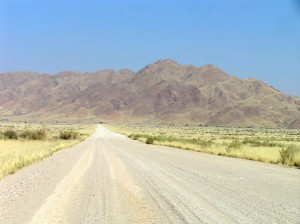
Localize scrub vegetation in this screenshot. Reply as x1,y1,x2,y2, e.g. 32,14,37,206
107,124,300,167
0,122,95,180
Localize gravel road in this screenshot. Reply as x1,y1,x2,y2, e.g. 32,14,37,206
1,125,299,224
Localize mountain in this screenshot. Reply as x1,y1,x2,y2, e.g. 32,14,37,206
0,59,299,128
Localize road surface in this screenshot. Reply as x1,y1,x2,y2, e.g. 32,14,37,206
0,126,299,223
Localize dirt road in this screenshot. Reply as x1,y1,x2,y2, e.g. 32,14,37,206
1,126,299,223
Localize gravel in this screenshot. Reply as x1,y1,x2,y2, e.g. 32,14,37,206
1,125,299,224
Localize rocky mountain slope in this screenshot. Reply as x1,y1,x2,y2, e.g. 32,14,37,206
0,59,299,128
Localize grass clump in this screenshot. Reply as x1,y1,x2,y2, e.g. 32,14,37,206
129,134,144,140
59,131,79,140
194,138,213,148
0,122,96,180
146,137,155,144
226,140,242,153
20,129,47,140
279,144,300,166
106,124,300,167
242,137,278,147
228,140,242,149
4,130,18,139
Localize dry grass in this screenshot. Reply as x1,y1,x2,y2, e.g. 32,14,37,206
0,122,95,179
106,124,300,167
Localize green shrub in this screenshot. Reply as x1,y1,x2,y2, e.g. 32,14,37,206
228,140,242,149
20,129,47,140
4,130,18,139
59,131,78,140
152,135,168,142
226,140,242,153
242,137,278,147
19,130,31,139
129,134,140,140
242,137,261,146
0,132,3,140
279,144,299,165
196,139,213,148
34,129,47,140
262,141,277,147
146,137,155,144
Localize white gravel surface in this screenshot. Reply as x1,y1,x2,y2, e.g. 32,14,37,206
0,125,299,224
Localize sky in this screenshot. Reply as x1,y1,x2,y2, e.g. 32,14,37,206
0,0,299,96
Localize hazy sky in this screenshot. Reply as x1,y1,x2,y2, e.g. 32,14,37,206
0,0,299,96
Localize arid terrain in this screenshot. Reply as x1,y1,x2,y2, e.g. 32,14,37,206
1,60,299,224
0,122,95,179
107,124,300,167
1,59,300,128
1,1,299,223
1,125,299,224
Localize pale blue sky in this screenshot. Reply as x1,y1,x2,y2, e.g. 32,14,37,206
0,0,299,96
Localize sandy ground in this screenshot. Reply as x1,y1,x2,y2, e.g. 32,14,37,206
0,125,299,224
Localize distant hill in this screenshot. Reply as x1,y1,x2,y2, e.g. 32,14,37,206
0,59,299,128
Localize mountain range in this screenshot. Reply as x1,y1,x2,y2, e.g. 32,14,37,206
0,59,299,128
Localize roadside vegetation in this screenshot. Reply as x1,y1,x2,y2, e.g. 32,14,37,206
0,122,95,180
107,124,300,167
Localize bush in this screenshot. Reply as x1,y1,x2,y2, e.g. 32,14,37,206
196,139,213,148
242,137,261,146
129,134,140,140
19,130,31,139
226,140,242,153
146,137,155,144
4,130,18,139
36,129,47,140
242,137,278,147
60,131,78,140
279,144,299,165
20,129,47,140
228,140,242,149
262,141,277,147
151,135,167,142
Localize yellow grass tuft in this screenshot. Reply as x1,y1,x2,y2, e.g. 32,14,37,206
106,124,300,167
0,122,95,180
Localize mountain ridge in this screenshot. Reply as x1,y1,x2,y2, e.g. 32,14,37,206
0,59,299,128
